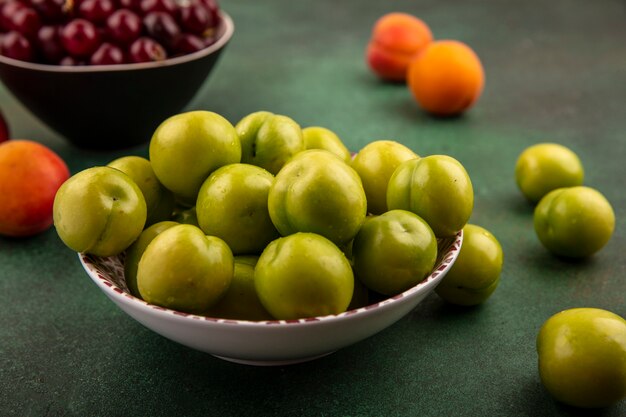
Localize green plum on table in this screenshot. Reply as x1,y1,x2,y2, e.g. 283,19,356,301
53,166,147,257
515,143,584,203
537,308,626,408
534,186,614,258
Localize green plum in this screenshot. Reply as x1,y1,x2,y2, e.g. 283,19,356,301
107,156,175,226
235,111,305,174
124,221,178,298
515,143,584,203
347,273,370,310
206,256,273,321
302,126,351,163
172,206,199,227
387,155,474,237
352,209,437,296
537,308,626,408
53,166,147,257
435,224,503,306
268,149,367,246
196,163,279,255
534,186,614,258
255,232,354,320
149,111,241,204
351,140,418,215
137,224,234,314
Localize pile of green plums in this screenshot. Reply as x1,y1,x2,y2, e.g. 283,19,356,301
53,110,482,320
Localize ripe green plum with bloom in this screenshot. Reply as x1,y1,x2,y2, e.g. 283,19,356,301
137,224,234,314
537,308,626,408
255,233,354,320
268,149,367,246
534,186,614,258
515,143,584,203
435,224,503,306
196,163,279,255
352,209,437,296
351,140,418,215
387,155,473,238
124,221,178,298
302,126,351,163
107,156,175,226
235,111,304,175
53,166,147,257
149,111,241,204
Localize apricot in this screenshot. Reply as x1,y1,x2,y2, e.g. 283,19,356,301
407,40,484,116
366,12,433,82
0,140,70,237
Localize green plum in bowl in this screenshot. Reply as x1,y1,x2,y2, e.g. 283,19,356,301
79,230,462,365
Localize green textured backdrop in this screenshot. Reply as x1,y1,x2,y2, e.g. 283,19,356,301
1,0,625,416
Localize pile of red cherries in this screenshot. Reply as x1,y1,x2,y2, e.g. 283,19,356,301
0,0,221,65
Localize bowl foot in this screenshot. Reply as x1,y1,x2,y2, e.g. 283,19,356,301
212,351,335,366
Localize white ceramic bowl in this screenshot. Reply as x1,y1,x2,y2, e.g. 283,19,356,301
79,231,462,366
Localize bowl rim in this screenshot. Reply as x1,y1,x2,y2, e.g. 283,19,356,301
0,11,234,73
79,230,463,328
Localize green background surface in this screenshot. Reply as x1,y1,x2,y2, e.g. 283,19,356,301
1,0,625,415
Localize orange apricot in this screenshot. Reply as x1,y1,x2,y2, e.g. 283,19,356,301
366,12,433,82
407,40,485,116
0,140,70,237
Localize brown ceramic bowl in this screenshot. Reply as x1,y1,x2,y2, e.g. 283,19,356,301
0,12,234,150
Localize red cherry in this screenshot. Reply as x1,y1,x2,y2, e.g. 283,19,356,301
143,11,180,50
174,33,204,55
139,0,177,16
90,42,124,65
5,7,42,39
36,25,64,63
78,0,116,25
128,36,166,62
178,2,211,36
106,9,142,46
118,0,142,13
0,1,27,31
60,18,100,57
0,31,35,62
59,55,85,65
29,0,66,23
199,0,219,25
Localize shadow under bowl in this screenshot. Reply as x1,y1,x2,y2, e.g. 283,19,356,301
0,12,234,150
79,231,463,366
